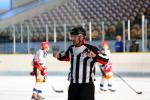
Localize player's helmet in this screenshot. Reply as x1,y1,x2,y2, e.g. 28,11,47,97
41,42,50,50
70,26,86,37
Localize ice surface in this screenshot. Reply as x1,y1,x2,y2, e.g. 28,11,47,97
0,76,150,100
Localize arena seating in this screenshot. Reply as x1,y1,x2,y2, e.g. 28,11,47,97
21,0,150,34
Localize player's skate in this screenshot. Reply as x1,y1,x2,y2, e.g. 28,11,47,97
31,94,38,100
36,95,45,100
108,84,116,92
99,84,107,92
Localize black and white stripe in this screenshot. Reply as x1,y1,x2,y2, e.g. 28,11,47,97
68,45,97,83
58,44,108,84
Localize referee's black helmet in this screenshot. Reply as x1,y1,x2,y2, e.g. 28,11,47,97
70,26,86,37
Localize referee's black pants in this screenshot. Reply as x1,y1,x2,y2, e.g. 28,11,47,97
68,82,95,100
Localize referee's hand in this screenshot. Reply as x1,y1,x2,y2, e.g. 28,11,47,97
53,52,60,58
85,51,96,58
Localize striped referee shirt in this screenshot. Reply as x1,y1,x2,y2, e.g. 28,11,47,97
58,44,109,84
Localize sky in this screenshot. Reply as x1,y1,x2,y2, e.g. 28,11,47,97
0,0,11,10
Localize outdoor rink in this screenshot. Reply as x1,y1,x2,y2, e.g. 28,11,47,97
0,75,150,100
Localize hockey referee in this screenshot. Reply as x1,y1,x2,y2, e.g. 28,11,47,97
53,26,109,100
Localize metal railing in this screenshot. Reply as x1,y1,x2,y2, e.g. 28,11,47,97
0,18,150,54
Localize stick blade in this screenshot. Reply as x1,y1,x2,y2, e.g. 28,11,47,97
55,90,64,93
137,92,142,94
51,86,64,93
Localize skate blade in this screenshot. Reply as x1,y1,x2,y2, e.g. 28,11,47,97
108,89,116,92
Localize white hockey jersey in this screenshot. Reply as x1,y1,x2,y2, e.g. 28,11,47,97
33,49,48,67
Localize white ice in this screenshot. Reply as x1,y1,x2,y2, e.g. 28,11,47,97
0,76,150,100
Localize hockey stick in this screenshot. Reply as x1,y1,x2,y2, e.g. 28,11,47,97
113,72,142,94
45,77,64,93
50,85,64,93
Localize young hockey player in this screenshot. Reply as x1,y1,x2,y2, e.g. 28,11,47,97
99,41,115,92
30,42,50,100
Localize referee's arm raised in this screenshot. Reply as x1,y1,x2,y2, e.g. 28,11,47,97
53,46,71,61
86,50,109,65
85,45,109,65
